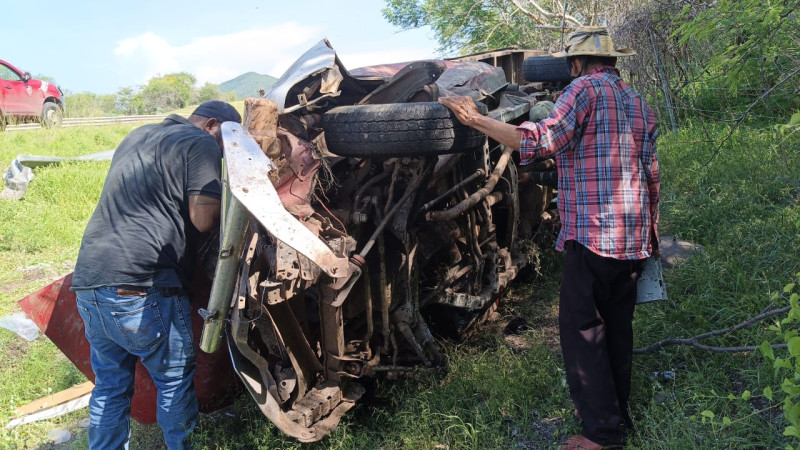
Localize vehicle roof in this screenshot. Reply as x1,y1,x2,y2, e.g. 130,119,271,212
0,59,22,71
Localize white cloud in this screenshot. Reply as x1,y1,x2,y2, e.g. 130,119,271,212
112,23,322,88
112,24,438,90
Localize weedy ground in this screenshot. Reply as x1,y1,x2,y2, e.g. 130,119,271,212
0,121,797,449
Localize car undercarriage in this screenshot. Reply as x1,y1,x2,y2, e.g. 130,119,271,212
196,40,566,442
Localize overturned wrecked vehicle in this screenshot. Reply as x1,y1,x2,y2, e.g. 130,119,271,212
15,39,572,441
198,40,568,442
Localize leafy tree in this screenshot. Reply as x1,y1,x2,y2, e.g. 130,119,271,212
671,0,800,116
140,72,196,113
63,92,118,117
114,76,234,115
196,82,235,103
382,0,641,55
115,87,145,115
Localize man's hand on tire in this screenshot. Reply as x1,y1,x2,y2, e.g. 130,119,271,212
439,95,482,127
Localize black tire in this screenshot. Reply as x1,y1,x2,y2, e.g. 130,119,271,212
522,55,573,83
41,102,63,128
0,111,5,132
323,102,486,157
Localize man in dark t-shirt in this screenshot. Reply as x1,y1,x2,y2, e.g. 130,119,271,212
72,100,241,450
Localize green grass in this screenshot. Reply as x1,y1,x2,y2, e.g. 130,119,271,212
0,126,136,317
0,121,798,448
0,125,137,448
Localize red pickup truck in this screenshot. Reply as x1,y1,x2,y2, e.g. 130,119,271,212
0,59,65,130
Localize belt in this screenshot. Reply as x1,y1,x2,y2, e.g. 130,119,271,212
116,285,184,297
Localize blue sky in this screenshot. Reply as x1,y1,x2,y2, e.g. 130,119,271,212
1,0,439,95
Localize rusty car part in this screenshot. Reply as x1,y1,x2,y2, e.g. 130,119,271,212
196,40,566,442
12,42,575,438
198,191,250,354
421,168,486,213
425,145,515,222
357,60,446,105
218,122,351,278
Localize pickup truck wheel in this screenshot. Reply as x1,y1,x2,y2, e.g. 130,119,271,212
323,102,486,157
41,102,63,128
522,55,573,83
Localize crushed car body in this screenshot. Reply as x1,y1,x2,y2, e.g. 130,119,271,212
15,39,571,441
198,39,565,442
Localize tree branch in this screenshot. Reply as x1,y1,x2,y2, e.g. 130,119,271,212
510,0,583,27
634,305,791,354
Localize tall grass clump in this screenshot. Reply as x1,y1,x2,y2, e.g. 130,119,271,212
0,125,139,313
0,125,136,447
628,121,800,448
0,118,799,448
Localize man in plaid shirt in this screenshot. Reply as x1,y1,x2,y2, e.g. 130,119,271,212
440,27,659,449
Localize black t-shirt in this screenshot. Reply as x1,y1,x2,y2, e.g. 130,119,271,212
72,115,222,291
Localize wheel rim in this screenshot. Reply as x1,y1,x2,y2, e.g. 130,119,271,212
45,107,61,126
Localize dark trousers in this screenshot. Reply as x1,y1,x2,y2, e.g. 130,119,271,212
559,241,646,446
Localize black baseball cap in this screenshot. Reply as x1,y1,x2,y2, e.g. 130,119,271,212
191,100,242,124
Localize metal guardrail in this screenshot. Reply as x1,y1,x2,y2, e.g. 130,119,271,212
5,115,168,131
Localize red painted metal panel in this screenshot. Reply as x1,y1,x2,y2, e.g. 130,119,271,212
18,273,239,424
18,274,95,382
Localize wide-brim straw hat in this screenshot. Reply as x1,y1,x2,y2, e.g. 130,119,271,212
552,26,636,58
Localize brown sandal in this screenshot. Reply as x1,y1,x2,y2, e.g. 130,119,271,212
557,434,603,450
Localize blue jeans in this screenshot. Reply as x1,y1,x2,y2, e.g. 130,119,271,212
76,286,198,450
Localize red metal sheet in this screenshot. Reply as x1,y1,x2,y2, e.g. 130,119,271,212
18,272,239,424
349,60,458,79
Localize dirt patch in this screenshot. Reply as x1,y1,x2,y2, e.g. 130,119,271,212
4,335,30,359
0,262,74,295
658,236,702,268
728,370,783,427
500,284,562,353
19,262,74,283
513,416,564,449
503,334,532,352
0,280,26,295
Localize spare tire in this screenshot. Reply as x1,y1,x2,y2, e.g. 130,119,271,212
522,55,572,83
323,102,486,157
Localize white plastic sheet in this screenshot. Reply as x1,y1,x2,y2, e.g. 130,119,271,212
1,149,115,199
0,312,40,341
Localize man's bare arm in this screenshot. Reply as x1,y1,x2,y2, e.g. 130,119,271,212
439,96,522,151
188,194,221,232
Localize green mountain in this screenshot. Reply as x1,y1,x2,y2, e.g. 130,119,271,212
219,72,278,99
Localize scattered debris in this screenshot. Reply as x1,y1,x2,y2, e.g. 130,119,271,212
1,160,34,200
1,150,115,199
0,312,40,341
650,370,676,382
47,429,73,444
637,256,667,304
504,317,530,336
6,381,93,429
503,317,533,352
516,416,563,449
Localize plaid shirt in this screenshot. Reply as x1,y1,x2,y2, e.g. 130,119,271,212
518,66,659,260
